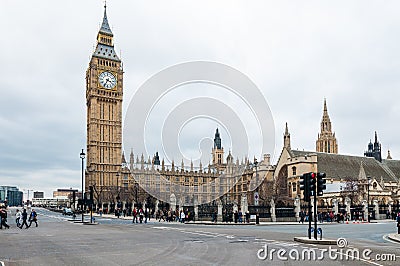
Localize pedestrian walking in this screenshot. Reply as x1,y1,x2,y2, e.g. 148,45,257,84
144,208,148,223
245,211,250,223
0,208,10,229
28,209,38,227
397,212,400,234
299,210,305,224
180,210,185,223
238,210,243,223
158,210,165,222
15,209,21,227
19,209,29,229
132,207,138,223
139,208,144,223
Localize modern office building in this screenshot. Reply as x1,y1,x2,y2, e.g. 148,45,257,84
0,186,23,206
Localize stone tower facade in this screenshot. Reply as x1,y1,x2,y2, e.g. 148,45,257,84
85,5,123,192
316,99,338,154
212,128,224,169
364,132,382,162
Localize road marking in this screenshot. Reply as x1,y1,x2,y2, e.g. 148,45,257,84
153,226,170,230
182,231,217,237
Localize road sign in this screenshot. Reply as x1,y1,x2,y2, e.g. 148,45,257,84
254,192,259,206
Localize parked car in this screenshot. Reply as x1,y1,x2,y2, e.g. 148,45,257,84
63,208,73,216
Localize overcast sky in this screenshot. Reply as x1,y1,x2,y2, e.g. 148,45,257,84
1,1,399,198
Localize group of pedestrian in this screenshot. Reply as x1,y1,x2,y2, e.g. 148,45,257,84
1,208,38,229
132,207,150,224
156,208,192,223
233,210,250,223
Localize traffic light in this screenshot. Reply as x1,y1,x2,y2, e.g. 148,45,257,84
300,173,311,202
309,172,316,196
317,172,327,196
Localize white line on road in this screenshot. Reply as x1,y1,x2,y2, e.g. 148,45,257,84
182,231,217,237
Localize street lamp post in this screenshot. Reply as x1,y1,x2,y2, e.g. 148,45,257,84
116,172,121,215
254,157,258,190
116,172,120,199
23,189,33,207
80,149,86,223
134,183,139,209
367,176,371,222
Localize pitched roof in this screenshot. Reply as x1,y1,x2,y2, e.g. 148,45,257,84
93,43,120,61
290,150,399,183
382,159,400,181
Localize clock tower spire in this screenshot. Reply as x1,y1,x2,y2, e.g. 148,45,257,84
85,4,123,195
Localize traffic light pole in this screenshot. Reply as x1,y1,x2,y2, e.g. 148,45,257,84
314,194,318,240
301,172,326,240
308,200,312,239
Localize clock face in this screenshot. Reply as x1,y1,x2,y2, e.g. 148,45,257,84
98,71,117,89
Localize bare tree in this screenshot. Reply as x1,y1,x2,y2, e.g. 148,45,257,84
341,176,361,205
92,184,105,211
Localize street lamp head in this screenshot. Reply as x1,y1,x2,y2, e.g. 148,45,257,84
80,149,86,159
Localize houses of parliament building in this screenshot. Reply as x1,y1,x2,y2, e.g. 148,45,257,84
84,5,400,215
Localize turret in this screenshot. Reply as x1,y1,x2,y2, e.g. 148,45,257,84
284,122,291,149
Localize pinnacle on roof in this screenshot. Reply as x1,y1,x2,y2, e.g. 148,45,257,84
387,150,392,160
214,128,222,149
284,122,289,135
99,3,113,36
121,151,126,164
322,98,330,120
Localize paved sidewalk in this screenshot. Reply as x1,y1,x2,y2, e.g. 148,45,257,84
92,213,133,220
90,213,397,226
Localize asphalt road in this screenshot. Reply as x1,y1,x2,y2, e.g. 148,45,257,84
1,208,399,266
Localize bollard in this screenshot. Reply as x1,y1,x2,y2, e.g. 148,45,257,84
317,228,323,240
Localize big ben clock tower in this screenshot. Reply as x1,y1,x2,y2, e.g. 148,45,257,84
85,4,123,193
